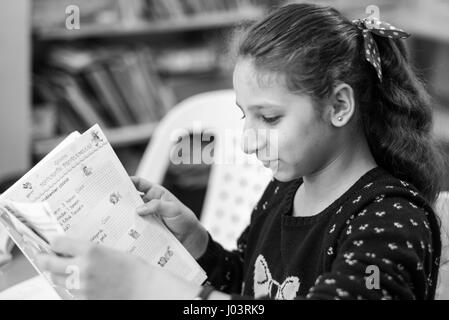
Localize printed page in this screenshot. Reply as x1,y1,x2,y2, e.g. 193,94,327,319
0,131,80,257
0,275,61,300
0,205,75,299
1,124,206,287
0,227,13,265
0,132,84,299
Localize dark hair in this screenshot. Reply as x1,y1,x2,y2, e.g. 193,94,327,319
236,3,447,204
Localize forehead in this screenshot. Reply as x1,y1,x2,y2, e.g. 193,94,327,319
233,58,282,90
233,59,290,102
233,58,308,109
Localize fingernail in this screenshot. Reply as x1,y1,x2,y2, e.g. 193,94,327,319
136,206,146,215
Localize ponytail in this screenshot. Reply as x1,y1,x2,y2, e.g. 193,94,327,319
236,3,447,204
360,35,447,204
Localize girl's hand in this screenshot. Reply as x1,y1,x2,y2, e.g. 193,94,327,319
36,237,202,300
131,176,209,259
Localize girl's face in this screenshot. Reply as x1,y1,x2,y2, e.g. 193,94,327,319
233,58,338,181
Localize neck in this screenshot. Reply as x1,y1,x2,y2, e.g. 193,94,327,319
294,135,377,216
305,135,376,200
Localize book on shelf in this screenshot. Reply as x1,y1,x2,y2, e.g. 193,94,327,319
33,0,269,33
430,44,449,104
32,103,57,141
33,0,123,30
58,74,108,128
82,63,135,127
154,45,221,75
138,47,178,117
0,124,206,299
34,46,176,137
107,52,157,124
140,0,267,21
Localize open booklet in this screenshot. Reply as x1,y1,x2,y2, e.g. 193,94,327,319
0,124,207,299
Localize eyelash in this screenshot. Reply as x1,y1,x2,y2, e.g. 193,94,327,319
240,114,281,124
262,116,281,124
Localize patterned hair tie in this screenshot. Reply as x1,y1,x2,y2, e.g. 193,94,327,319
352,17,410,82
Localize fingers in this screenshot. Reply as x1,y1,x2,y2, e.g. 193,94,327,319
49,273,69,287
51,236,90,256
136,199,179,219
38,257,83,294
36,254,77,274
131,176,154,194
131,176,165,201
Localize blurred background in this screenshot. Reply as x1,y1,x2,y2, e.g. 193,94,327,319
1,0,449,294
1,0,449,210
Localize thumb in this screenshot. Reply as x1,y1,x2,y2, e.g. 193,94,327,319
136,199,181,219
51,236,90,257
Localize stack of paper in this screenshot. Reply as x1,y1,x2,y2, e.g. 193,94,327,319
0,124,206,299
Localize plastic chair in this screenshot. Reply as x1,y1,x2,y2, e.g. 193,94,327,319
434,191,449,300
136,90,273,250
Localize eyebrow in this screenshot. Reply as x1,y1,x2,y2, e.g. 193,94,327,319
235,101,281,112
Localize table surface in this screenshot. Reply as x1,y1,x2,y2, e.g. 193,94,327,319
0,246,37,292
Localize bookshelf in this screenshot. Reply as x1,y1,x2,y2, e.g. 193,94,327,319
0,0,272,182
4,0,446,182
23,0,271,175
33,122,158,157
36,9,263,41
0,0,31,182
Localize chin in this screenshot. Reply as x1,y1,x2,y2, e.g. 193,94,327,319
271,167,299,182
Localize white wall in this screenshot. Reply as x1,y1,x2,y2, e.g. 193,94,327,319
0,0,31,182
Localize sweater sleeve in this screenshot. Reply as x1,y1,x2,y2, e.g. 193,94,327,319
305,197,436,300
196,225,249,294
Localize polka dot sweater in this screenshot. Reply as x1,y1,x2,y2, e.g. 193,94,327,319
197,166,442,300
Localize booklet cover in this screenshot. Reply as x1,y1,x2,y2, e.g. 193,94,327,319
0,124,206,299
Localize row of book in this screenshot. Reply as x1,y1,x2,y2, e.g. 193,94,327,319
154,45,224,75
32,0,123,29
140,0,272,20
32,0,273,30
33,46,176,136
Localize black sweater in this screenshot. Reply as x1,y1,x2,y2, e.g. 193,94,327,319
197,166,441,300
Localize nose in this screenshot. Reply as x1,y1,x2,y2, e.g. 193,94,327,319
240,125,267,156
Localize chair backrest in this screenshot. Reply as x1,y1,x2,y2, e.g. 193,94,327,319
434,191,449,300
136,90,272,250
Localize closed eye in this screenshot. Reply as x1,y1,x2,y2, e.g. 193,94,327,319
262,116,281,124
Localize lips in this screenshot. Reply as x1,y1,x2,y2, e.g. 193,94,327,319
262,161,270,168
260,159,277,168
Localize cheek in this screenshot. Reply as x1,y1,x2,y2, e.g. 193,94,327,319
276,117,330,170
276,120,314,160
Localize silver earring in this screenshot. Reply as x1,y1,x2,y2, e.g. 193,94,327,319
337,116,343,121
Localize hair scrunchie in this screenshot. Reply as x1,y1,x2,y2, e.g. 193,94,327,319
352,17,410,81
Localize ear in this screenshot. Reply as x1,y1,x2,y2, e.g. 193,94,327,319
328,83,355,127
